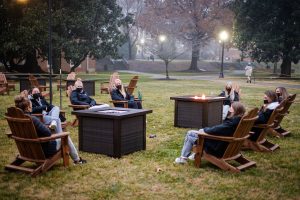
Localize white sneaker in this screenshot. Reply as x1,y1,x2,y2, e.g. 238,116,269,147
188,153,195,161
49,120,57,130
174,157,187,164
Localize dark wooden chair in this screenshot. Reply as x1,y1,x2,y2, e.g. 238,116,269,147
193,108,258,173
100,81,110,94
56,80,66,91
28,75,50,97
243,101,286,152
269,94,297,137
126,75,139,96
0,72,15,93
4,107,69,177
67,85,89,126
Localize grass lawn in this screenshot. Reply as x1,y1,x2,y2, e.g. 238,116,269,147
0,72,299,200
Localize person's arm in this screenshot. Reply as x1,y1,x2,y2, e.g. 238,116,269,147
70,91,89,105
255,109,273,124
111,90,125,100
89,98,96,106
203,118,240,137
31,116,52,137
31,99,46,114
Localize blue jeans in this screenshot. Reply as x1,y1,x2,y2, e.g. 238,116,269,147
180,129,203,157
44,106,80,161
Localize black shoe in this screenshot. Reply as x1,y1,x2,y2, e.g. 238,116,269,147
74,157,87,165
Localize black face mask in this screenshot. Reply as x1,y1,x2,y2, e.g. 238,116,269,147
32,93,40,99
276,93,281,98
116,85,122,90
226,87,231,93
76,88,83,93
264,99,269,104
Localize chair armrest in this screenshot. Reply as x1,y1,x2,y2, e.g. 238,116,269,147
31,113,44,122
110,100,129,103
197,132,249,142
68,104,90,109
11,132,69,143
38,132,69,142
253,123,273,128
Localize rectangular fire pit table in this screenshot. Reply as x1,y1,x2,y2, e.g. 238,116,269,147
170,95,225,128
72,107,152,158
66,79,96,96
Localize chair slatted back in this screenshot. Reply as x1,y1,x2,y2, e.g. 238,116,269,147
256,100,286,142
223,108,259,158
274,94,297,127
0,72,8,84
28,75,40,88
5,107,46,160
127,76,139,95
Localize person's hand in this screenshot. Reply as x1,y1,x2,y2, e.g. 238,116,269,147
42,105,47,111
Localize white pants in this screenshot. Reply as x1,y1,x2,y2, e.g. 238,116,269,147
222,105,230,120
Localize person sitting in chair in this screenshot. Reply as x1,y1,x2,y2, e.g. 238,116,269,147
111,78,142,109
248,90,279,141
70,78,109,110
275,87,289,103
174,102,246,164
219,82,240,120
14,95,86,164
29,87,66,132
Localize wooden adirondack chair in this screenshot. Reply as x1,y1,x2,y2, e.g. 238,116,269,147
243,101,286,152
5,107,69,177
270,94,297,137
0,72,15,92
193,108,258,173
28,75,50,97
67,86,89,126
126,75,139,96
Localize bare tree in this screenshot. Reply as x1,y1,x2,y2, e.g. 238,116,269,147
144,36,186,79
118,0,145,60
140,0,233,71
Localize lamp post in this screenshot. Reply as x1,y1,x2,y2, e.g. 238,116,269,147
17,0,53,104
219,31,229,78
140,38,145,59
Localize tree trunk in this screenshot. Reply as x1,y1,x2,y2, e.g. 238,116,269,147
280,56,291,77
165,61,170,79
273,62,277,74
52,49,61,74
189,46,199,71
7,51,44,73
128,36,132,60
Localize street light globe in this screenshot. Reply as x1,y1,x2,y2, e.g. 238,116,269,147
17,0,28,3
159,35,166,42
140,38,145,44
219,31,229,41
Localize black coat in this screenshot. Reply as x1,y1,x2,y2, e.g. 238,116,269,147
219,91,240,106
249,108,274,141
30,96,66,122
70,90,96,106
31,97,54,114
203,116,241,158
30,115,57,158
111,89,140,109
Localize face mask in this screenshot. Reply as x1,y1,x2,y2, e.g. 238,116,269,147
116,85,122,90
264,99,269,104
226,88,231,93
76,88,82,93
32,93,40,99
276,93,281,98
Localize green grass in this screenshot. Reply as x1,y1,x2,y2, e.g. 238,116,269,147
0,73,299,200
